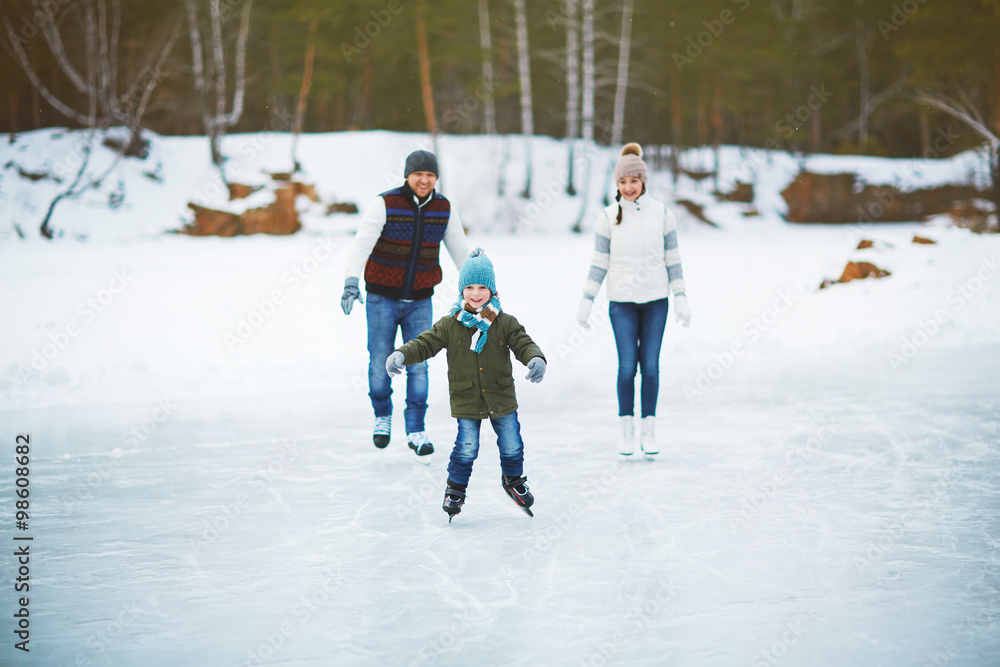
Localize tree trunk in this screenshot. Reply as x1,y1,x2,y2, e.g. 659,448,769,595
610,0,634,148
291,18,319,172
810,103,822,154
8,92,18,144
416,0,438,137
477,0,497,136
670,59,682,182
919,107,931,156
565,0,579,195
712,73,723,190
514,0,533,198
581,0,595,143
856,18,869,151
697,73,709,146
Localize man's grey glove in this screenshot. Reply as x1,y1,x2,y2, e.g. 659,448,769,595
525,357,546,383
385,351,405,377
341,278,363,315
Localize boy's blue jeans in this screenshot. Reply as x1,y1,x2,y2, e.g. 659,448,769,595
447,412,525,486
365,293,432,433
609,298,669,418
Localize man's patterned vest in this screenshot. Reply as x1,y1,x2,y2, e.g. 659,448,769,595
364,186,451,301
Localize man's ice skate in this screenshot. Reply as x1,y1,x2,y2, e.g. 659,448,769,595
501,475,534,517
373,415,391,449
640,416,658,461
443,481,467,523
407,431,434,464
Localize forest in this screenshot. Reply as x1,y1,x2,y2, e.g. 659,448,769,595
1,0,998,168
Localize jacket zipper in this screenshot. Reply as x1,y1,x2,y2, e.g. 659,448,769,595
400,195,425,300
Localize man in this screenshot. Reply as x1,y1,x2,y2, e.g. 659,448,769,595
341,150,469,460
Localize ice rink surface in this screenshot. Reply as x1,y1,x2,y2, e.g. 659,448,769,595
4,343,998,667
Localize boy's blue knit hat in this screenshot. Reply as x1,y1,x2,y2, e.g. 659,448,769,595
458,247,496,295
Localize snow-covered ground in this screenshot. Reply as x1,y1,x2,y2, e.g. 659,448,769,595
2,129,999,665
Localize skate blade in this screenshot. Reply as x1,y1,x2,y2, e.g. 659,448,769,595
643,453,657,461
521,506,534,517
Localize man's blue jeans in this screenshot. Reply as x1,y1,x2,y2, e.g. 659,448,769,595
609,298,669,418
365,293,432,433
447,412,525,486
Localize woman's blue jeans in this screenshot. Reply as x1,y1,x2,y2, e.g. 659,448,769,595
608,298,669,418
365,293,432,433
447,412,525,485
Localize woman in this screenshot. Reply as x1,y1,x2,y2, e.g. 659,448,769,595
576,143,691,459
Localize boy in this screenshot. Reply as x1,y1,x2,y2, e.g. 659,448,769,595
385,248,546,521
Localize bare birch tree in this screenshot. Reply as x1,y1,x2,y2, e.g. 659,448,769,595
290,19,319,173
581,0,595,144
913,90,1000,220
564,0,580,195
514,0,533,198
571,0,596,231
186,0,254,179
2,0,181,156
478,0,497,136
610,0,634,148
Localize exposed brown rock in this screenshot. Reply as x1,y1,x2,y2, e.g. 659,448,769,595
292,181,319,202
183,204,243,237
857,239,874,249
912,235,936,244
326,202,360,214
228,183,263,200
181,186,301,237
716,181,754,203
820,260,891,288
782,170,986,223
675,199,719,227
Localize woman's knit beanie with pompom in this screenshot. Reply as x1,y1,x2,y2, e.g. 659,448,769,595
613,142,648,184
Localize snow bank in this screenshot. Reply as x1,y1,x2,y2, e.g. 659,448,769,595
1,129,998,411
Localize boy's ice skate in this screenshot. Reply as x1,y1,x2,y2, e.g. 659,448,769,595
501,475,534,517
407,431,434,464
443,481,467,523
373,415,391,449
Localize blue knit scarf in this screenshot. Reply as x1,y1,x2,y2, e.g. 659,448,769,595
450,295,502,353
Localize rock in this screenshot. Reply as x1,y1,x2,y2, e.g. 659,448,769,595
912,235,936,244
182,187,301,237
675,199,719,227
183,204,243,237
838,261,891,283
857,239,874,249
326,202,360,214
292,182,319,202
228,183,263,200
716,181,754,203
781,169,987,223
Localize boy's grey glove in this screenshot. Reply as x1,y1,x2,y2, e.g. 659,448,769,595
341,277,363,315
525,357,546,383
385,351,405,377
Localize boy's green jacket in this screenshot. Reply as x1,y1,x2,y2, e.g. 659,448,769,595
397,312,545,420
